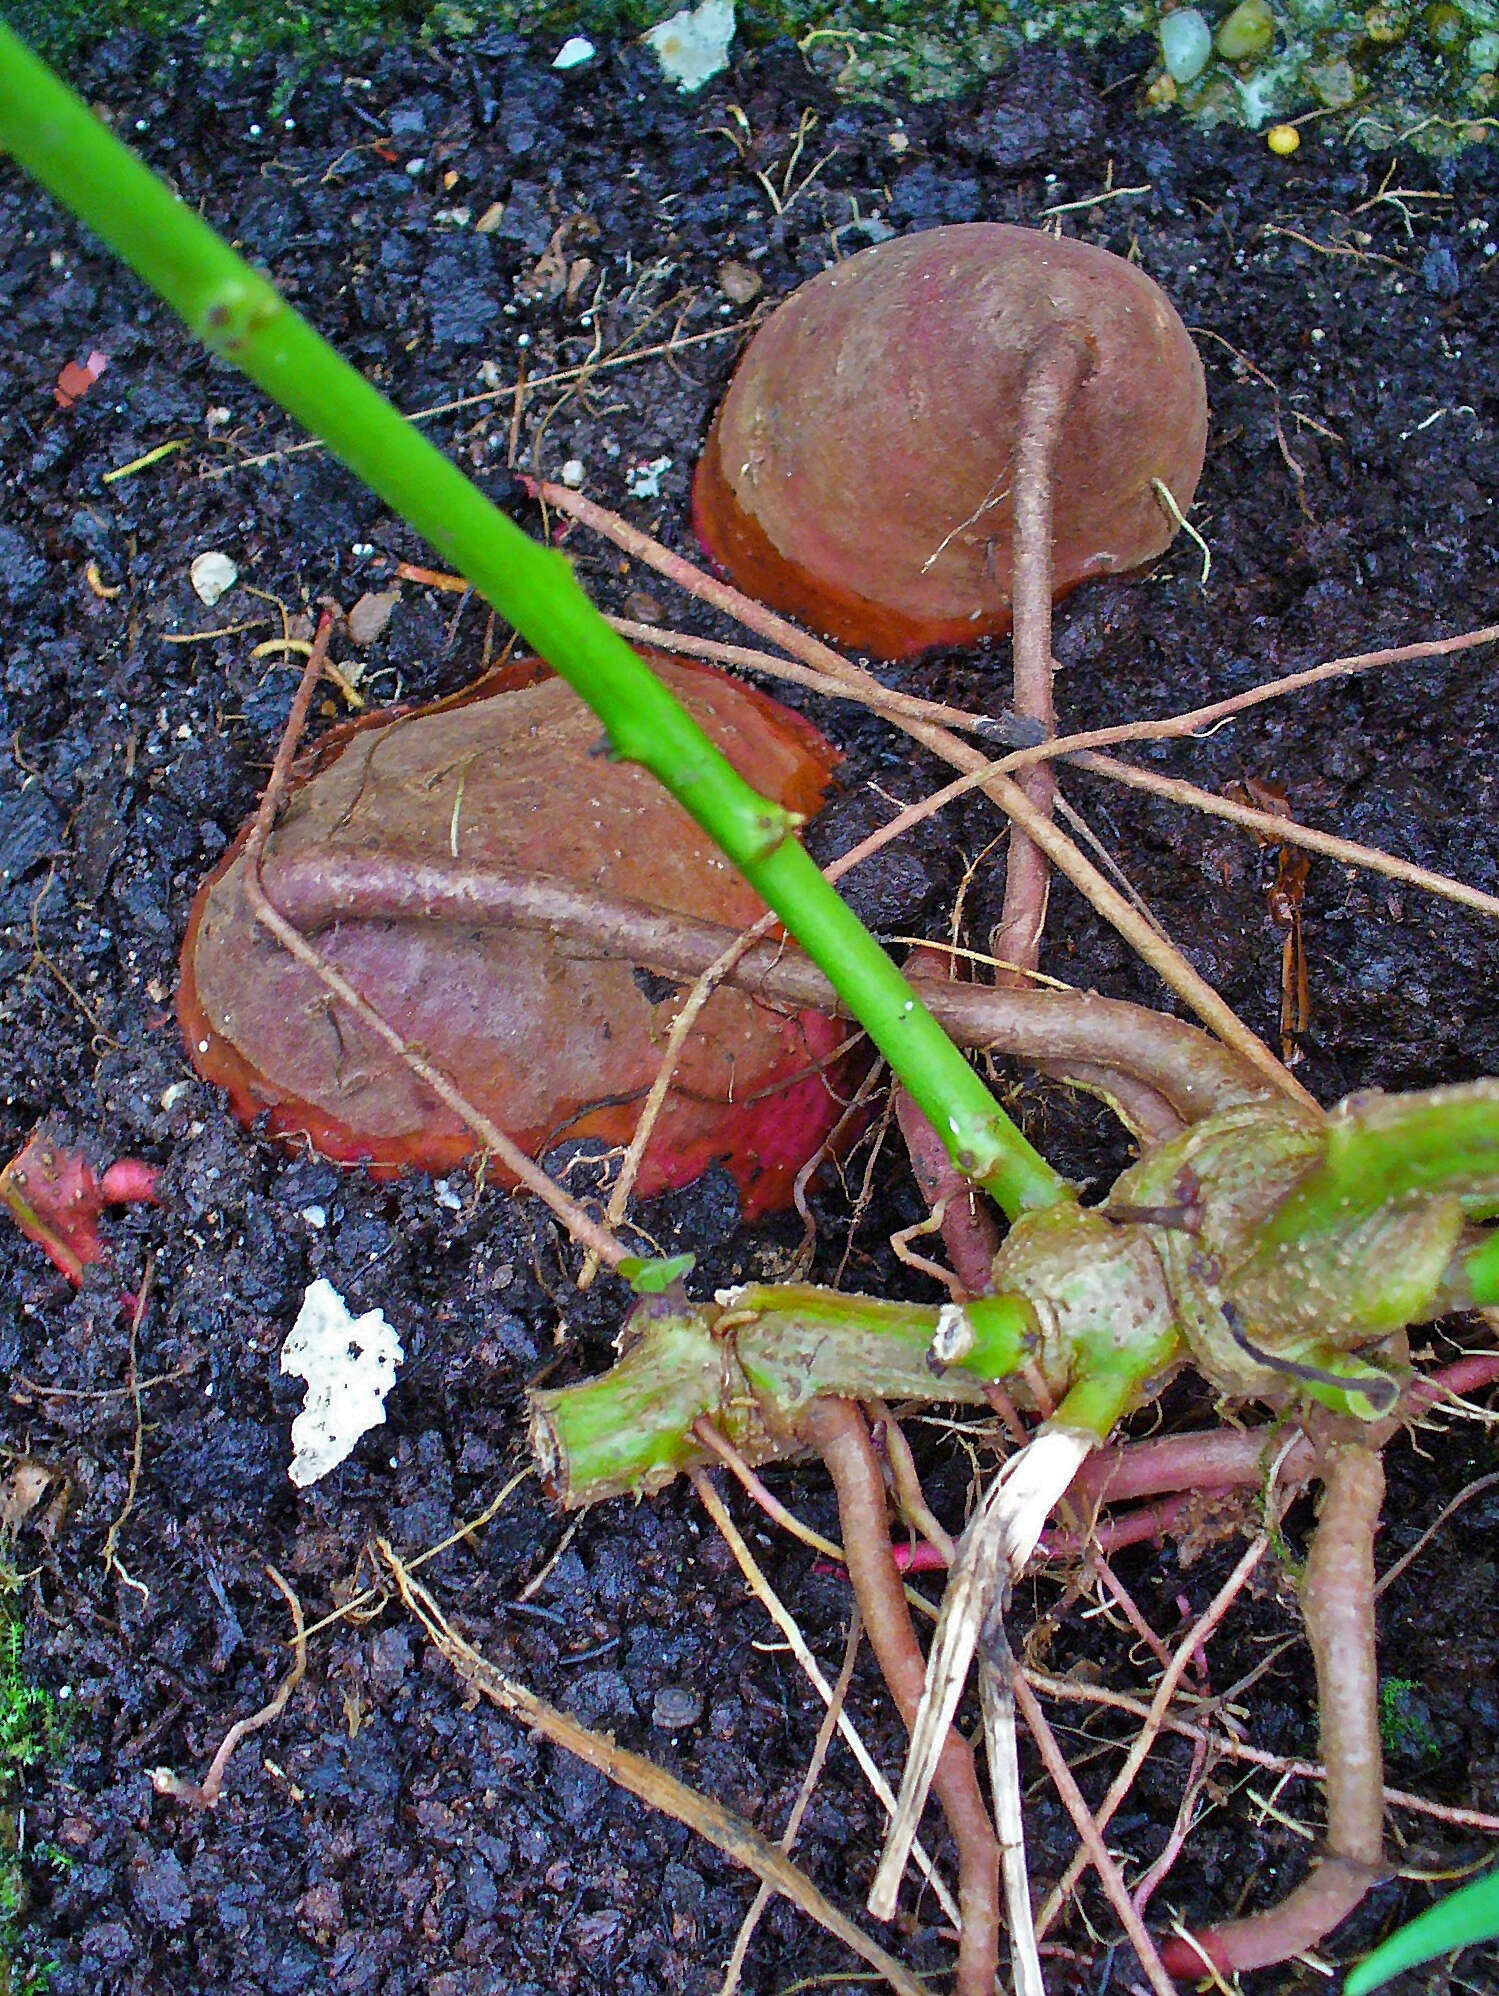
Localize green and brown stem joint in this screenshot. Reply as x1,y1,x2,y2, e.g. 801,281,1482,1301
532,1086,1499,1508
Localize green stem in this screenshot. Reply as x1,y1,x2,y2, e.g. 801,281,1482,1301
0,26,1069,1221
530,1285,1023,1507
1441,1227,1499,1309
1253,1081,1499,1252
1047,1368,1143,1443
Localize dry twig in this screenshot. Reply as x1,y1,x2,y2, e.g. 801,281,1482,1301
152,1565,307,1808
378,1541,934,1996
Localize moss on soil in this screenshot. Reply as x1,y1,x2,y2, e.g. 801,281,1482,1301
0,1594,61,1996
4,0,1496,147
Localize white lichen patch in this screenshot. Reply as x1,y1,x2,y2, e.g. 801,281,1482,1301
280,1278,403,1488
625,455,672,499
645,0,736,94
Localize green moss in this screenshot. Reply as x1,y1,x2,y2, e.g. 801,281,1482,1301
0,1591,62,1996
1378,1676,1442,1766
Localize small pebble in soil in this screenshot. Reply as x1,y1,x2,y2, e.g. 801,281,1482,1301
651,1683,704,1730
1160,8,1213,83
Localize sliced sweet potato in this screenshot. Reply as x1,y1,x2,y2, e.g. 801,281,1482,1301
693,223,1208,659
179,656,851,1219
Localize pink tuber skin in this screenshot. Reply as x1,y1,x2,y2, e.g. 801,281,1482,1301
0,1130,159,1286
693,224,1207,660
179,654,856,1220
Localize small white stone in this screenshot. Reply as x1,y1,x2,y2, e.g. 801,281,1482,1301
189,550,238,606
281,1279,403,1488
553,34,595,69
299,1204,327,1230
561,458,586,488
626,455,673,499
645,0,736,93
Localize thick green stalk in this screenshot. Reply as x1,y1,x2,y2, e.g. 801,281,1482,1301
0,26,1069,1220
530,1286,1006,1506
1251,1081,1499,1253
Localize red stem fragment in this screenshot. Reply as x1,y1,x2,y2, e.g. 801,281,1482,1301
0,1130,159,1288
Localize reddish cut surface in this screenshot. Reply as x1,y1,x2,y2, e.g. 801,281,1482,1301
179,655,852,1219
0,1132,159,1286
693,223,1208,660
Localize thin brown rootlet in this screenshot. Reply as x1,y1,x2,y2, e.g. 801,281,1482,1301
224,528,1499,1983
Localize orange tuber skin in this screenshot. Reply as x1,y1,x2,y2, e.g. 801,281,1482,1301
179,656,853,1219
693,223,1208,659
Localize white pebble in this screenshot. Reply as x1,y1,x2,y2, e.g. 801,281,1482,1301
189,550,238,606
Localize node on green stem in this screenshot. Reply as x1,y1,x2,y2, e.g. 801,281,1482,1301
692,223,1208,659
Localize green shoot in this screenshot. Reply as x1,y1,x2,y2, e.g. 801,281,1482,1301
0,23,1069,1224
0,1587,63,1996
1344,1866,1499,1994
618,1253,698,1297
0,1616,60,1781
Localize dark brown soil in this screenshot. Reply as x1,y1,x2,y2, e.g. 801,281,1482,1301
2,24,1498,1996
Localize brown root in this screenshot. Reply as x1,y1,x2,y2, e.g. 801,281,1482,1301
991,334,1088,979
798,1398,1001,1996
262,853,1275,1126
893,949,1005,1297
1159,1441,1389,1978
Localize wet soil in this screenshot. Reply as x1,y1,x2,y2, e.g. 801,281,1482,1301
1,24,1498,1996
